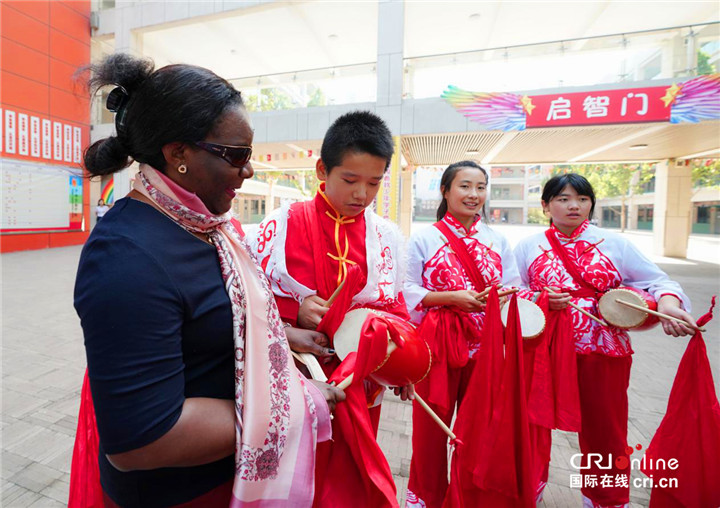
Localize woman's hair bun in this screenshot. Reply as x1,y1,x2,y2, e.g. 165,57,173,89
83,136,131,177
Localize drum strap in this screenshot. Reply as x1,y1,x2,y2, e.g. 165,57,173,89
301,199,336,300
435,221,487,292
544,229,600,297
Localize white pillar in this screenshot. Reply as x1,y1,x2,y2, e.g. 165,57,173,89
376,0,404,110
653,159,693,257
376,0,406,226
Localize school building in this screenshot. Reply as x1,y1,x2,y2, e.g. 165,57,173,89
2,1,719,256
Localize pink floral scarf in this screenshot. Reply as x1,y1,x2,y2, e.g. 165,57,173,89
133,165,331,506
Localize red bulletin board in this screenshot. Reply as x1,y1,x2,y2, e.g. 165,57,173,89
1,0,92,252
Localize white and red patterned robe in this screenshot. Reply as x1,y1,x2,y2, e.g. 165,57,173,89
404,213,520,355
405,213,521,508
513,221,690,356
249,186,406,321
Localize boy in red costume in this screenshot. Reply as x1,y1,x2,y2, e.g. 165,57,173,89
250,111,409,507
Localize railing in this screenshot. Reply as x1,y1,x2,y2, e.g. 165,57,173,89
88,23,718,118
403,23,720,99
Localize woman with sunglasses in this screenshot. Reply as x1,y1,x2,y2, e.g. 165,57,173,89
72,53,343,507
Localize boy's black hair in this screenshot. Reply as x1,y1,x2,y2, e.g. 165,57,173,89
320,111,394,173
541,173,597,221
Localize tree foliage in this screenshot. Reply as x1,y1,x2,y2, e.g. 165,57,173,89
697,49,716,76
307,86,327,107
548,163,655,199
692,159,720,188
253,170,319,196
547,163,656,231
244,88,295,112
244,85,327,111
526,207,547,225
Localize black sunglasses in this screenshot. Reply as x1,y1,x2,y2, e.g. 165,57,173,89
194,141,253,168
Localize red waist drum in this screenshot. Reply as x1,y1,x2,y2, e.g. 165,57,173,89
598,287,659,330
333,308,432,387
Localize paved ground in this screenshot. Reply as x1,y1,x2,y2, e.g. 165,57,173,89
2,225,718,506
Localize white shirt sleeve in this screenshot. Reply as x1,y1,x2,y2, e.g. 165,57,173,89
513,239,533,290
403,232,430,322
247,209,280,264
498,232,521,288
619,237,691,312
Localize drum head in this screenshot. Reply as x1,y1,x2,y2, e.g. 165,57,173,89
598,289,647,329
500,299,546,339
333,308,376,360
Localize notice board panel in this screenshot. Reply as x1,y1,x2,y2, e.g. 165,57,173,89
1,158,83,233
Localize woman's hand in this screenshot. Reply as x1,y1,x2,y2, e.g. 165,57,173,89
546,286,572,310
450,290,486,312
309,379,346,412
297,295,328,329
391,384,415,401
285,327,335,363
657,295,697,337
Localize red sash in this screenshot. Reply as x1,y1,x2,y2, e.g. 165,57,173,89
418,306,481,412
544,229,598,297
304,205,396,507
542,228,585,432
435,221,487,293
68,371,103,508
302,200,336,300
417,221,487,412
314,318,399,508
446,292,535,508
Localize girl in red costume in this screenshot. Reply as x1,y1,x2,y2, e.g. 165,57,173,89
514,173,696,508
405,161,520,507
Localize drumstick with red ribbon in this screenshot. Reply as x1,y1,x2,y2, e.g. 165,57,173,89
325,279,346,308
544,287,609,327
412,392,460,443
473,283,502,301
497,288,520,298
291,281,348,375
616,299,706,332
474,285,519,302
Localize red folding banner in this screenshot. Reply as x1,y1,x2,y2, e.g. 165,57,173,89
525,86,672,128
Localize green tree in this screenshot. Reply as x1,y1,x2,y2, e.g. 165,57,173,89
527,207,546,225
692,159,720,187
306,87,327,108
549,163,655,231
244,88,295,112
697,49,716,76
305,172,321,196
